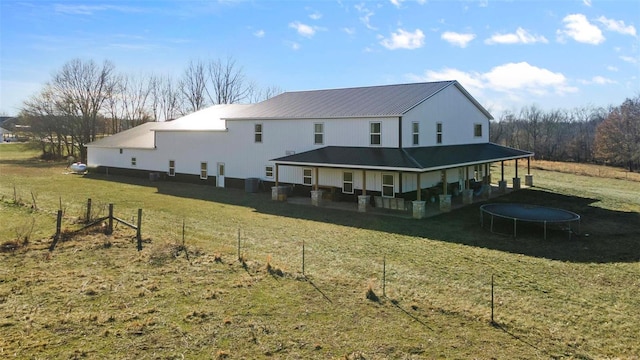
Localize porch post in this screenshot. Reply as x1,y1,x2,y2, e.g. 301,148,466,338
439,169,451,212
498,161,507,192
525,157,534,187
412,172,426,219
513,159,521,190
362,170,367,195
311,167,323,206
358,169,370,212
275,164,279,187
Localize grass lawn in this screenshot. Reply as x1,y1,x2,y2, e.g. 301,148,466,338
1,143,639,359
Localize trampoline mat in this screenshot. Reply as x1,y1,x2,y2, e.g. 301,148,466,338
481,203,580,223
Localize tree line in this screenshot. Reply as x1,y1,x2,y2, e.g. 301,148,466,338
490,96,640,171
19,57,282,162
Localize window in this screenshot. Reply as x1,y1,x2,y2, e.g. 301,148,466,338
412,122,419,146
370,122,381,145
303,168,312,185
436,122,443,144
314,123,324,145
382,174,394,197
474,123,482,137
265,165,274,178
168,160,175,176
119,148,123,154
200,162,208,179
343,172,354,194
254,123,263,143
131,157,137,167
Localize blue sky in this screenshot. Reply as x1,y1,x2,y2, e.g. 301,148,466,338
1,0,638,117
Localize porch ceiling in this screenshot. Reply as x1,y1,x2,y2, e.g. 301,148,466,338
271,143,533,172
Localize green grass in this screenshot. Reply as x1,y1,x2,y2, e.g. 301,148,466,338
1,143,639,359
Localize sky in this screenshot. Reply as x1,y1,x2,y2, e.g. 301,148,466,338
1,0,639,117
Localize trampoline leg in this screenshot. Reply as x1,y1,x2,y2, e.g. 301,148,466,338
513,219,517,238
544,221,547,240
490,215,494,233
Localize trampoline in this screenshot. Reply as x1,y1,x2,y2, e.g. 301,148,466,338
480,203,580,240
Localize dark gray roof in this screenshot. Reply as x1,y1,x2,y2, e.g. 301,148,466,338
229,81,492,119
271,143,532,172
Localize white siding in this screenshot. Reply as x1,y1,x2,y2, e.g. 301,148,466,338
402,85,490,148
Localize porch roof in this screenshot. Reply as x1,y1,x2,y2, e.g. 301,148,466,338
271,143,533,172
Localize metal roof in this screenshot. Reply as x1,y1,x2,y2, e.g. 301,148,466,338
271,143,533,172
228,81,492,120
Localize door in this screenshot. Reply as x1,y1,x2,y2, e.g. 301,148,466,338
217,162,225,188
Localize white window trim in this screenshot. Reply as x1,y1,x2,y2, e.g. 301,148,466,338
382,173,394,198
342,171,354,194
303,168,312,186
436,122,443,144
200,162,208,180
168,160,176,177
314,122,324,145
474,123,483,137
131,157,137,167
265,165,274,179
412,121,419,146
370,121,381,146
255,123,263,143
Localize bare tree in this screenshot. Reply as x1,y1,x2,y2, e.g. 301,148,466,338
48,59,117,161
206,57,252,104
150,74,182,121
180,59,208,113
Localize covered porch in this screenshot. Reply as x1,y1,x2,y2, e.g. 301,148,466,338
270,143,534,219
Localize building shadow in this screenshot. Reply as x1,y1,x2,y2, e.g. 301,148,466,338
81,172,640,264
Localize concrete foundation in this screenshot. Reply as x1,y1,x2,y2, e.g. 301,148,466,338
271,186,288,201
412,201,426,219
481,184,492,199
358,195,370,212
498,180,507,193
311,190,324,206
513,177,521,190
525,174,534,187
462,189,474,205
439,194,452,212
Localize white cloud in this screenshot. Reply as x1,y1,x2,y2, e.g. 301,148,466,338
253,29,265,38
583,0,592,6
556,14,605,45
380,28,425,50
343,27,356,36
54,4,142,15
441,31,476,48
620,55,638,64
289,21,316,38
355,3,376,30
416,62,577,99
607,65,618,72
285,41,301,50
390,0,404,8
309,11,322,20
596,16,637,37
592,76,616,84
485,27,548,45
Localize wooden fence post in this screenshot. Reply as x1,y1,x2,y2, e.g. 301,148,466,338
491,274,495,325
86,198,92,222
107,204,113,235
237,228,241,260
302,240,305,276
136,209,142,251
49,210,63,251
383,256,386,297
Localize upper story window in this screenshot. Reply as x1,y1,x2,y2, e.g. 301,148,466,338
168,160,175,176
314,123,324,145
370,122,381,145
412,122,419,146
254,123,263,143
436,122,443,144
474,123,482,137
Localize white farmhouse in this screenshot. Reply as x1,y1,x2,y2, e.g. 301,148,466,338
87,81,533,218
